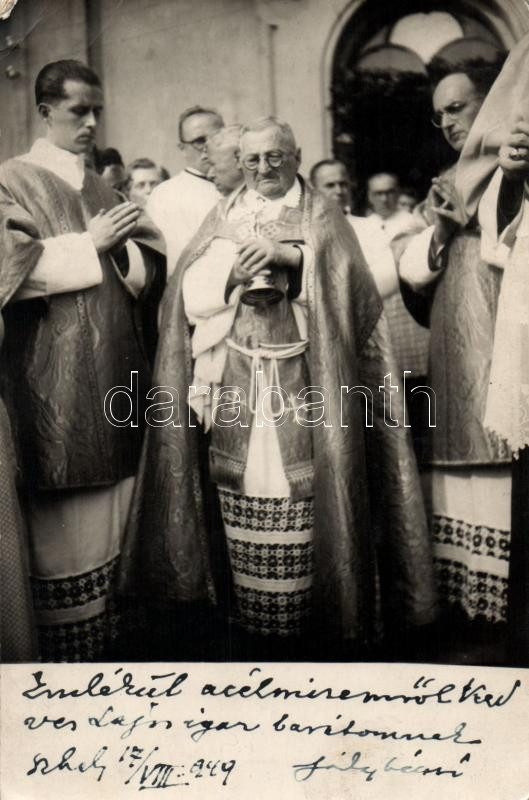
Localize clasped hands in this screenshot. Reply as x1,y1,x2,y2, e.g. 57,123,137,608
88,201,141,254
228,237,301,289
431,176,466,249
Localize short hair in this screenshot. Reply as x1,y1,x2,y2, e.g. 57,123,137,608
367,172,399,189
159,166,171,181
126,158,163,182
428,55,506,97
35,59,101,106
127,157,157,172
240,116,297,151
309,159,349,186
96,147,124,172
208,124,243,151
178,105,223,142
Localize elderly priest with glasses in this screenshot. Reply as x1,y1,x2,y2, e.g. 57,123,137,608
119,116,437,660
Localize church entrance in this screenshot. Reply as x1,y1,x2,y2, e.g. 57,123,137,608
331,0,507,210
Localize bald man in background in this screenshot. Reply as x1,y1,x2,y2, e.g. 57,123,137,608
207,124,244,196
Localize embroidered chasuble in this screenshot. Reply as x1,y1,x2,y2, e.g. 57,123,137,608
0,139,157,661
399,165,512,625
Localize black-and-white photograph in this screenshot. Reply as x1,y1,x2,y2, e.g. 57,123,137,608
1,0,528,676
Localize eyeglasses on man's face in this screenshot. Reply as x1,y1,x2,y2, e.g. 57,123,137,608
180,135,208,152
240,150,292,171
431,97,482,128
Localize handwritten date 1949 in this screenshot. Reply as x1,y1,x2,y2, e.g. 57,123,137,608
120,745,236,789
27,745,237,789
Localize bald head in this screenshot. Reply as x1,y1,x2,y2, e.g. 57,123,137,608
207,124,244,195
241,116,297,151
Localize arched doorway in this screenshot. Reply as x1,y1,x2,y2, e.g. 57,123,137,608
330,0,508,209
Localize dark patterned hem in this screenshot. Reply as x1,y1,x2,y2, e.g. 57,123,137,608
433,514,509,624
31,557,121,661
219,489,314,637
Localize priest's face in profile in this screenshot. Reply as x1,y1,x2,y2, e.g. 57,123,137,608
39,79,104,155
207,143,243,196
240,126,300,200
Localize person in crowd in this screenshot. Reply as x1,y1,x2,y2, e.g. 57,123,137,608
126,157,165,208
118,116,437,661
97,146,128,194
398,187,419,213
311,161,429,456
365,173,411,226
455,39,529,665
362,172,419,281
398,58,507,642
147,105,223,277
309,158,357,213
0,59,163,662
311,160,403,298
206,124,244,196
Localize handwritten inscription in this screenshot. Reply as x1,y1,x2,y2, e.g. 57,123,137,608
28,745,109,782
89,702,173,739
12,666,524,795
200,669,521,707
27,743,237,789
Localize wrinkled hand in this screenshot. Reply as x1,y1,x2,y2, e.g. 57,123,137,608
88,202,140,254
228,237,301,288
499,119,529,181
431,176,465,248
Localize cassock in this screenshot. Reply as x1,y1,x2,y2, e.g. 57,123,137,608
399,164,511,626
0,138,163,661
147,168,219,278
118,177,437,653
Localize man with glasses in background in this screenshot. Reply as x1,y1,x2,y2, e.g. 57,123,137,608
119,116,436,662
398,59,508,650
147,105,223,277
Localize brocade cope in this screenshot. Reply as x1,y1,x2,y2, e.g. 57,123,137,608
118,185,437,644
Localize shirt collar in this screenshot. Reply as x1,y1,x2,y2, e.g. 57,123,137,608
18,138,85,191
241,177,302,213
185,167,213,181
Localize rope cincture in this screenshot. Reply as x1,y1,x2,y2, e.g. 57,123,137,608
226,338,309,418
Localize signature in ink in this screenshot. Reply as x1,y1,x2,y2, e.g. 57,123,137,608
292,751,377,782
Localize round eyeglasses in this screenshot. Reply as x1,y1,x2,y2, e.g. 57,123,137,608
241,151,289,171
